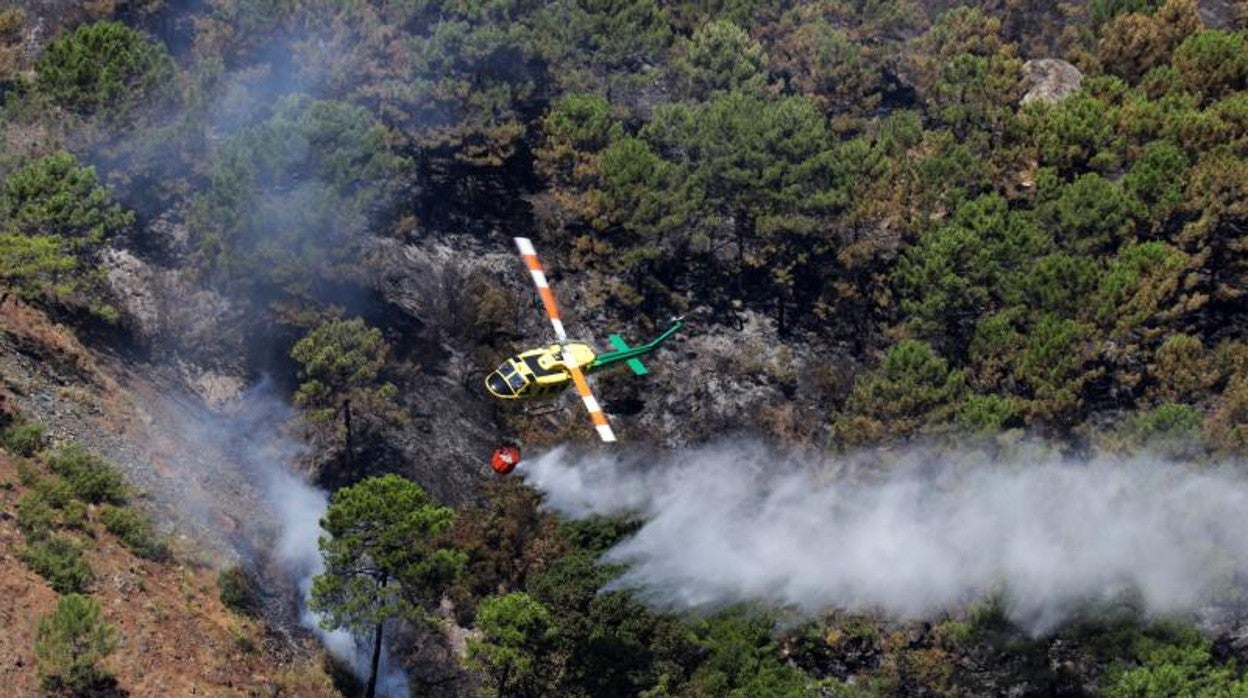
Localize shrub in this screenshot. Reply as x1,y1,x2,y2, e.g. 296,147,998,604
1132,402,1203,432
1104,624,1248,696
956,394,1021,432
35,20,174,118
35,594,117,695
1,420,45,456
99,504,166,561
47,445,127,504
15,491,57,539
32,476,75,508
20,536,94,594
218,565,259,616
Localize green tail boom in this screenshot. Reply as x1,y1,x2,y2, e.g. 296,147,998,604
590,317,685,375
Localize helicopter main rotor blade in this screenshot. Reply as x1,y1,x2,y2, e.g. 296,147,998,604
565,357,617,442
513,237,616,443
515,237,567,342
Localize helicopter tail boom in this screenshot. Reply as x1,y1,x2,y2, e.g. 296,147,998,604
607,334,650,376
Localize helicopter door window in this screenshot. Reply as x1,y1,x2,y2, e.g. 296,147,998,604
506,371,527,390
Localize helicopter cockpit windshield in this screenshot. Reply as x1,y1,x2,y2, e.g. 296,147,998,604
485,362,528,398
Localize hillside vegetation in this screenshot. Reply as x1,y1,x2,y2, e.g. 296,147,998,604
2,0,1248,695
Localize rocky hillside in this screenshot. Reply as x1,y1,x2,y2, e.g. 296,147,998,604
3,0,1248,695
0,296,348,695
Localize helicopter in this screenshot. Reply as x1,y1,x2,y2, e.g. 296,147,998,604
484,237,685,443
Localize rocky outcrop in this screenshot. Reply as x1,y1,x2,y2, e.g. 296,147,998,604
1021,59,1083,105
102,246,249,405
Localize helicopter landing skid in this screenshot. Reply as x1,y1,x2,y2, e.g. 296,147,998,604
522,403,561,417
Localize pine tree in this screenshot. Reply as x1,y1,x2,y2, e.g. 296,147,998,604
310,475,464,698
35,594,117,694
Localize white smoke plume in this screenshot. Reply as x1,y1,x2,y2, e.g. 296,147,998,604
264,465,410,698
522,440,1248,634
155,381,409,696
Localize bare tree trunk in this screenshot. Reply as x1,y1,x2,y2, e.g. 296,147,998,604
342,398,354,466
366,619,383,698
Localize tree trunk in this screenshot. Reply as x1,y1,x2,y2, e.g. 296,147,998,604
777,293,786,336
342,398,354,465
365,619,383,698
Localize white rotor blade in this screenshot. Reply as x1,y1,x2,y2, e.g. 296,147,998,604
512,237,616,442
515,237,567,342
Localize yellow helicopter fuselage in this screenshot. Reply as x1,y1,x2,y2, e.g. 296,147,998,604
485,342,597,400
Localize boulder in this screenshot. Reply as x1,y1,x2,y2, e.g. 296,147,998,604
103,247,162,342
1021,59,1082,105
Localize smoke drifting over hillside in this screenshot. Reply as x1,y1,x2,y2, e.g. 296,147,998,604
523,441,1248,633
154,382,409,696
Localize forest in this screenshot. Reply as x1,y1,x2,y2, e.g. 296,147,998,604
1,0,1248,695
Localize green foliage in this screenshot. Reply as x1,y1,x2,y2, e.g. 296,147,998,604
1026,94,1120,175
218,565,259,617
1172,30,1248,102
862,340,964,413
20,535,94,594
1016,254,1101,318
446,480,566,613
1038,173,1134,254
914,130,992,207
0,151,128,244
836,341,964,444
956,394,1021,432
0,151,130,317
1104,623,1248,697
310,474,464,636
530,0,673,87
46,444,127,505
1123,141,1190,222
765,11,880,115
1,419,45,456
1124,402,1204,448
1095,241,1191,338
683,608,809,697
969,311,1095,424
618,89,850,324
894,194,1049,340
468,592,558,697
99,503,166,560
35,594,117,695
1015,314,1091,420
191,95,410,293
669,20,768,101
1090,0,1166,28
526,538,693,696
35,20,174,119
927,51,1022,142
15,490,58,539
290,316,397,427
290,0,537,166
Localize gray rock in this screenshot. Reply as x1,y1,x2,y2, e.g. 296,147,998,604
1021,59,1083,105
103,247,162,342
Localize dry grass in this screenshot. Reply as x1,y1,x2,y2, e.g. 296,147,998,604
0,297,116,392
0,452,337,696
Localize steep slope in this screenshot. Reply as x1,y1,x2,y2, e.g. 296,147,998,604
0,298,339,695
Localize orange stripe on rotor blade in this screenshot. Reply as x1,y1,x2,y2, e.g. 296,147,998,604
568,366,615,439
569,366,593,396
538,287,562,319
522,254,543,272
